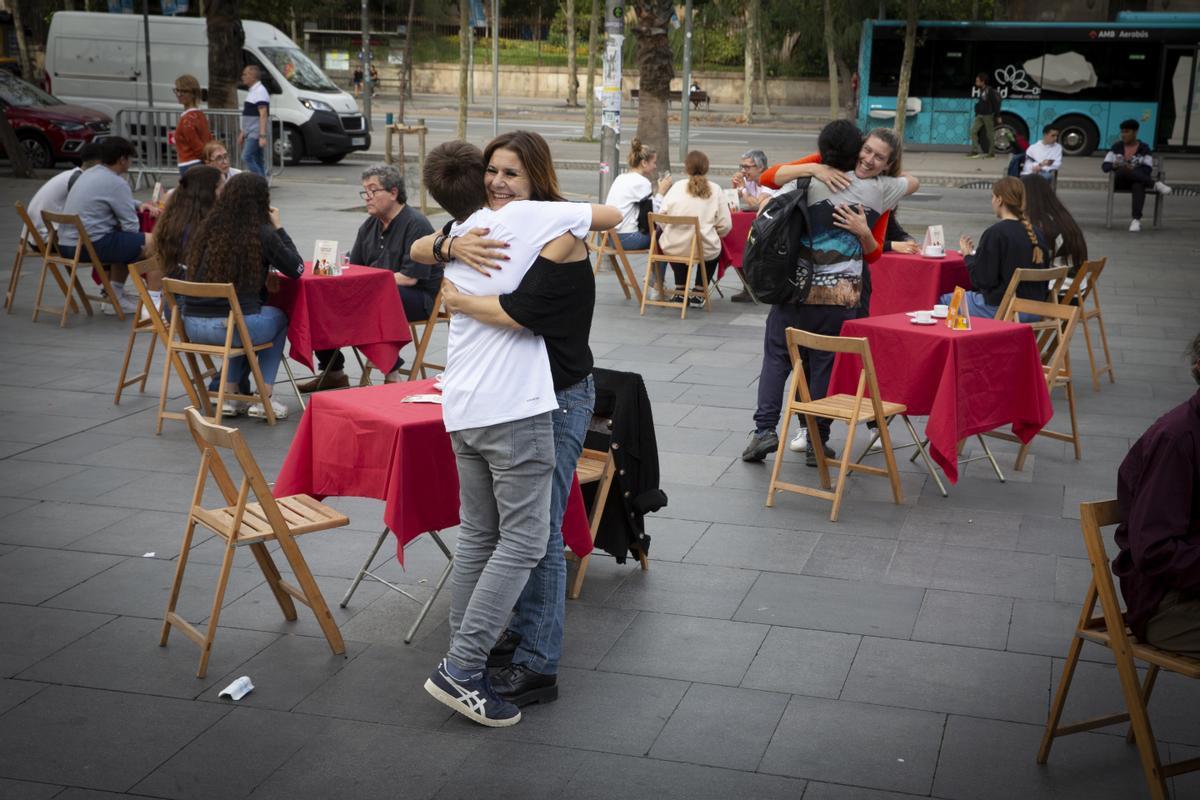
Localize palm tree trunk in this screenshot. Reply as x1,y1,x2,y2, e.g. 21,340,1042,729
566,0,579,107
823,0,838,120
633,0,674,174
583,0,600,140
206,0,245,109
457,1,469,140
742,0,756,123
399,0,417,122
894,0,917,139
11,0,33,82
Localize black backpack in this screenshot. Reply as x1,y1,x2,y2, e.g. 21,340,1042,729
635,193,654,235
741,179,814,305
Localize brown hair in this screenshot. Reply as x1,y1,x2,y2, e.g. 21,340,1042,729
174,74,201,107
993,176,1044,265
1021,175,1087,271
424,141,488,221
483,130,565,202
684,150,711,198
154,165,221,279
866,127,903,172
628,137,657,170
186,172,271,292
201,140,228,164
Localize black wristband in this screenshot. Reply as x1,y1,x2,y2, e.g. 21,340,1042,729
432,233,448,263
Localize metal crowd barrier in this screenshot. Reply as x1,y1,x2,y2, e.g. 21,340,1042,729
115,107,284,189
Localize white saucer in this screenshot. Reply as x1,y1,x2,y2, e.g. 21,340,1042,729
910,318,937,326
931,312,948,319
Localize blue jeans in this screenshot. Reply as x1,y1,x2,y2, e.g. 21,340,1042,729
241,134,267,177
183,306,289,388
939,290,997,322
507,375,595,675
617,231,651,251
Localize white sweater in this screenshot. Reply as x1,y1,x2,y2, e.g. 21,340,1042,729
658,179,733,261
605,171,660,234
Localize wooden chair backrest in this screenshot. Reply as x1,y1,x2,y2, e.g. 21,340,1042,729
1059,257,1107,309
40,211,105,269
127,257,168,335
1078,499,1131,650
14,202,47,255
994,265,1070,321
1005,297,1080,386
161,277,250,349
784,328,887,421
647,213,703,266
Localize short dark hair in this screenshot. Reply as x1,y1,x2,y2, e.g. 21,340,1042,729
1042,124,1058,135
98,136,136,166
817,119,863,172
78,142,103,164
1120,118,1140,132
424,141,488,221
975,72,989,84
1189,332,1200,385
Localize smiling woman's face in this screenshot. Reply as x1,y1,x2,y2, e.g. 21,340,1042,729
485,148,531,209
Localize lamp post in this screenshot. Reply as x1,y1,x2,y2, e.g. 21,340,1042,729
678,0,693,164
598,0,624,201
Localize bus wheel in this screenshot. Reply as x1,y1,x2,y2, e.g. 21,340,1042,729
993,114,1028,155
1056,116,1099,157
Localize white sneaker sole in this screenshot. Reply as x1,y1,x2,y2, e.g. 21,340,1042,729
423,678,521,728
247,406,288,420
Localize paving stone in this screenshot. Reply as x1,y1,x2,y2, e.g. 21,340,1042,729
431,740,590,800
212,572,389,639
565,750,808,800
1007,598,1114,664
841,637,1050,725
647,683,788,770
735,572,925,638
741,626,860,698
927,543,1059,600
558,603,638,669
759,695,943,795
607,559,760,620
683,522,819,573
0,501,138,548
64,509,203,558
802,784,930,800
900,505,1021,550
0,547,124,605
0,603,115,677
0,677,44,715
1054,556,1092,603
911,589,1013,650
0,684,228,792
656,452,736,486
641,517,708,562
0,779,63,800
801,534,900,581
598,611,768,686
653,424,731,456
1016,513,1088,558
1055,658,1200,748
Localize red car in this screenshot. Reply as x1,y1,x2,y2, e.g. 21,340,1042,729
0,71,110,168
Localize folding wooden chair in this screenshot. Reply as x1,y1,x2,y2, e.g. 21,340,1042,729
767,329,909,522
993,265,1070,323
987,297,1082,471
160,278,279,426
590,228,646,304
358,286,450,386
7,202,58,313
34,211,125,326
113,258,161,404
567,446,619,600
1038,499,1200,799
1060,258,1115,392
161,407,350,678
640,213,710,320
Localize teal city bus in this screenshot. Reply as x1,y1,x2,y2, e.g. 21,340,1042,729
857,12,1200,156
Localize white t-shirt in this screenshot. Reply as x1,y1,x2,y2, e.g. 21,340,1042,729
26,167,80,239
441,200,592,432
1022,140,1063,175
605,171,657,234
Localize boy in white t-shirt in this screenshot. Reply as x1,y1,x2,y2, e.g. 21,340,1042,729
419,141,620,728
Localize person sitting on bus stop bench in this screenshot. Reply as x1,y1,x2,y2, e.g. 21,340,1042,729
1021,125,1063,181
1102,118,1172,233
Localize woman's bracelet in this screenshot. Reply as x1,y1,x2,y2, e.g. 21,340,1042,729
445,236,455,260
432,233,448,263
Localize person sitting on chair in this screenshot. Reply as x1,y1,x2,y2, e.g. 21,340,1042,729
1102,119,1172,233
658,150,732,307
25,142,102,242
1021,125,1063,181
1112,333,1200,657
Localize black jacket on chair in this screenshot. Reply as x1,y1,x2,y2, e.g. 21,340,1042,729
585,368,668,562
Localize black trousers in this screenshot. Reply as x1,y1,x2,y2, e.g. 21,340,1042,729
1113,168,1156,220
316,285,431,372
753,303,856,443
670,257,719,289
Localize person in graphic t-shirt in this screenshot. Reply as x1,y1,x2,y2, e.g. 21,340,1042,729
1101,118,1172,233
237,65,270,177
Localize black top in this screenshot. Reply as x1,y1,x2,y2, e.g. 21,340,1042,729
964,219,1050,306
184,224,303,317
349,205,439,316
499,254,595,390
974,86,1001,116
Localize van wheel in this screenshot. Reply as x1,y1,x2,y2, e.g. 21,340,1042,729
18,134,54,169
275,126,303,167
1055,115,1099,157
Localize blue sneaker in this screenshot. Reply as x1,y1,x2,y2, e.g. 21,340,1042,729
424,658,522,727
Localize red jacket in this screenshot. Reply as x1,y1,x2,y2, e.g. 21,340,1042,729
174,108,212,165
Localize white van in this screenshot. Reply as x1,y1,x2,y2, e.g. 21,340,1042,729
44,12,369,165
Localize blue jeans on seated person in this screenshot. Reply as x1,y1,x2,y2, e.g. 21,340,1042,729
184,306,289,389
507,375,595,675
939,290,1041,324
617,231,651,251
59,230,146,267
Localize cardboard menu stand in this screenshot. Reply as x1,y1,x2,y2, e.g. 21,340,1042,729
945,286,972,330
311,240,340,276
922,225,945,257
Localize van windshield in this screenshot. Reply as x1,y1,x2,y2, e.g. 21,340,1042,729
260,47,339,93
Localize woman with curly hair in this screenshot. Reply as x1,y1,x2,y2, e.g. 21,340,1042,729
181,173,303,419
152,165,221,283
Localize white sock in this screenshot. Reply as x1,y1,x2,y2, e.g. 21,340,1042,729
110,282,126,297
148,290,162,307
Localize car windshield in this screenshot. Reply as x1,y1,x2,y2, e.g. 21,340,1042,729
0,75,64,107
260,47,339,93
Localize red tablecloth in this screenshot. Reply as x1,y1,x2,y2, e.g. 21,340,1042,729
274,380,594,565
269,263,412,372
138,208,158,234
827,314,1053,483
717,211,757,279
868,250,971,317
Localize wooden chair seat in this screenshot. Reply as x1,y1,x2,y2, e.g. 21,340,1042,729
640,213,710,319
993,265,1070,322
794,394,906,423
194,494,349,545
34,210,125,326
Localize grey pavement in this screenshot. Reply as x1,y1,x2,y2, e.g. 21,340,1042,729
0,163,1198,799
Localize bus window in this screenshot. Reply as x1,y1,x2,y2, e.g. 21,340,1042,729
868,36,905,96
1108,45,1162,102
930,40,972,98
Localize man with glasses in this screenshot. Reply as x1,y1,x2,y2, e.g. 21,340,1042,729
298,163,435,391
732,149,774,212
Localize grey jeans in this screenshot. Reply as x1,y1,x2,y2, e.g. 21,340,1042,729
446,411,556,671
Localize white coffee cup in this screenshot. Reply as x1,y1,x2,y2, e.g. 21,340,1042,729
924,245,944,258
913,310,934,324
932,304,949,318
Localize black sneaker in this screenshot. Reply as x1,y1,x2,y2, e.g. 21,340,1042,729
491,663,559,707
424,658,521,727
741,429,779,462
687,295,706,308
486,629,521,668
806,442,836,468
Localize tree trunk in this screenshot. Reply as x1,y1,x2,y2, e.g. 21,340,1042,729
755,35,771,117
823,0,838,120
206,0,245,109
11,0,33,82
0,110,35,178
583,0,599,140
633,0,674,174
742,0,756,123
399,0,417,122
894,0,917,139
457,1,469,139
566,0,579,107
